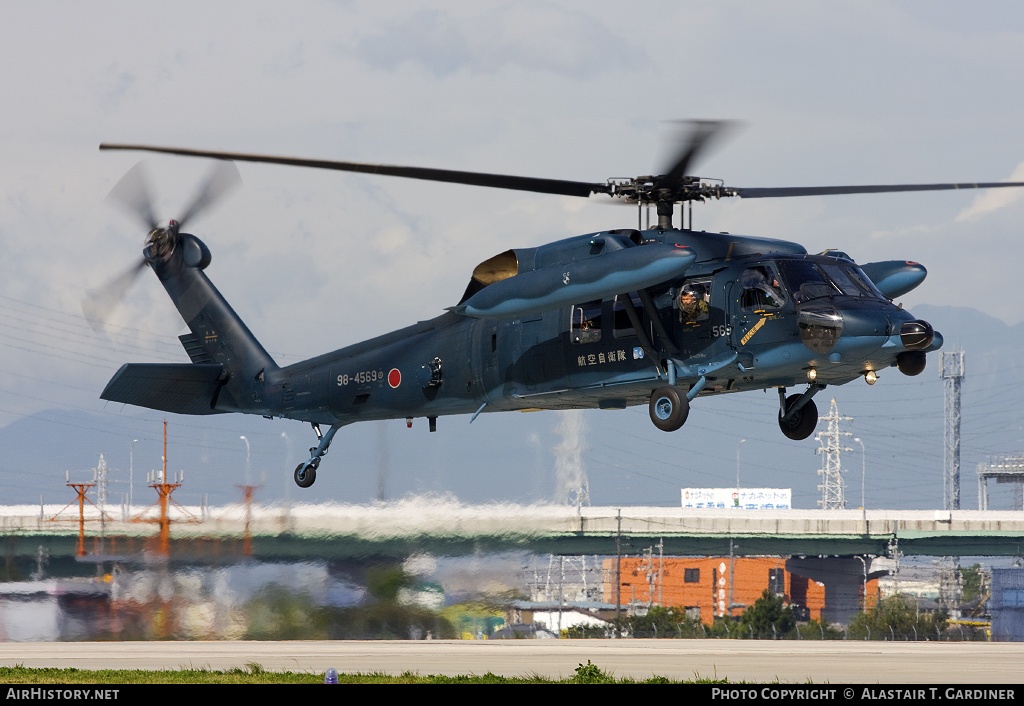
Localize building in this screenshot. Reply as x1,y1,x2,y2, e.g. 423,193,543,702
603,556,880,625
990,568,1024,642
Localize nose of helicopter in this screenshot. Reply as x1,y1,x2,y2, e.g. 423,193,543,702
796,303,940,361
891,326,943,376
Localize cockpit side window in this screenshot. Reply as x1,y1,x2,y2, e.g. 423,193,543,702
776,261,833,304
777,260,887,303
740,266,785,310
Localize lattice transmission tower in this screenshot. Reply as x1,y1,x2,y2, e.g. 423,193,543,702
816,398,852,509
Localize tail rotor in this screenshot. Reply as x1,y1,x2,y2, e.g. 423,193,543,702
83,160,240,331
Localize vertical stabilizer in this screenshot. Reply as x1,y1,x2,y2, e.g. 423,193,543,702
149,230,278,413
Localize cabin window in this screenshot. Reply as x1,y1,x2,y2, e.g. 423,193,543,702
677,277,712,323
684,568,700,583
570,300,602,344
612,293,643,338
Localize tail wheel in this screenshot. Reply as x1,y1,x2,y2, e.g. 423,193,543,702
294,462,317,488
779,395,818,440
649,386,689,432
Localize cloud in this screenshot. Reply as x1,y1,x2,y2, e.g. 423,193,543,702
344,4,647,79
350,8,471,78
862,162,1024,241
99,68,138,111
954,161,1024,222
867,222,941,240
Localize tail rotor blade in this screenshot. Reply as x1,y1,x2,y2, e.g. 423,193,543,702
107,162,158,231
177,160,241,229
82,258,147,332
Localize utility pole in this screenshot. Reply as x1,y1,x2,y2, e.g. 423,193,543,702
131,421,200,556
941,349,965,511
48,471,115,557
940,350,966,621
235,483,263,557
615,509,622,633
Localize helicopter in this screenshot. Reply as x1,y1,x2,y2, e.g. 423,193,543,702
92,122,1024,488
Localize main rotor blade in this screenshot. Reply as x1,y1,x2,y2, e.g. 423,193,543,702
733,181,1024,198
661,120,736,184
107,161,158,230
100,143,611,199
177,159,242,229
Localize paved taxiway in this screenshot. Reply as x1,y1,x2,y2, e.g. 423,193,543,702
1,640,1021,682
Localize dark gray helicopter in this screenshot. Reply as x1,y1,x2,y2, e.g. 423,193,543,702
93,123,1024,488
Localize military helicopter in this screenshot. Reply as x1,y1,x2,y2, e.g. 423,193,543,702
93,122,1024,488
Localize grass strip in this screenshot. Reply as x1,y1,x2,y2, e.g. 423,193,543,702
0,661,729,685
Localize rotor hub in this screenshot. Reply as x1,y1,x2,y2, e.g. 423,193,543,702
145,220,180,261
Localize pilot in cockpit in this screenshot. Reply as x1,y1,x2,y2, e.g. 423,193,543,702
678,282,709,322
740,267,785,309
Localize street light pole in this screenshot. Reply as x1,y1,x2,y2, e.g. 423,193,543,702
854,554,869,613
736,439,746,508
854,437,866,521
129,438,138,513
240,435,251,485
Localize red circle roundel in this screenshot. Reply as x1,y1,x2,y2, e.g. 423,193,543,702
388,368,401,388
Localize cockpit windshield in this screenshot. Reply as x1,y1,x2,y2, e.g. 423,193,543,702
776,260,885,304
834,263,887,299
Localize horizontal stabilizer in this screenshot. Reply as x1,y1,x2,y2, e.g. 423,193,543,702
101,363,231,415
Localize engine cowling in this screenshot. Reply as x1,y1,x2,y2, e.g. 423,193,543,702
458,242,696,319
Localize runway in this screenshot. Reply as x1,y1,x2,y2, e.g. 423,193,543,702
0,640,1021,683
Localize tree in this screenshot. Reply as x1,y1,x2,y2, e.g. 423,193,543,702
611,606,706,638
847,594,947,640
959,563,984,603
738,589,796,638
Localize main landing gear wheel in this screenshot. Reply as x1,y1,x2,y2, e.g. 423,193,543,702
778,394,818,440
294,462,317,488
649,386,689,432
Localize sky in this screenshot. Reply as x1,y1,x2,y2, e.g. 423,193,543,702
3,1,1024,511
